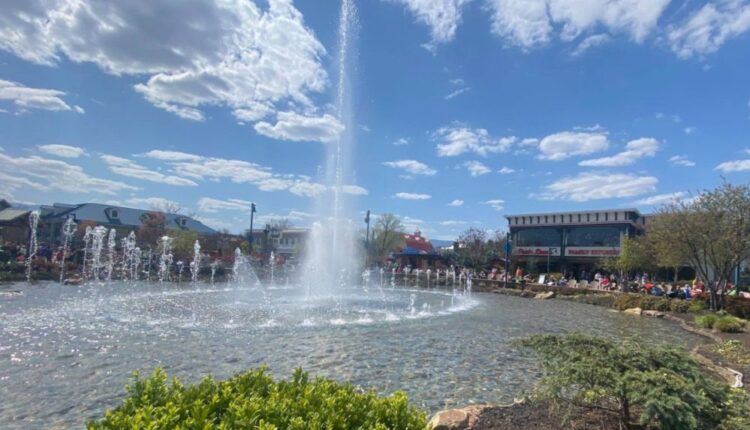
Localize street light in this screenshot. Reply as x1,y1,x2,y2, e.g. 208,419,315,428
249,203,256,254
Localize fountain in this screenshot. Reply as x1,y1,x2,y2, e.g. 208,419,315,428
106,228,117,281
89,226,108,281
210,261,218,284
59,217,76,283
176,261,184,283
25,211,39,282
158,236,173,283
191,240,201,283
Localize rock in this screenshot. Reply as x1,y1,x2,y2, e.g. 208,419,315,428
428,409,469,430
534,291,555,299
642,310,665,318
623,307,642,315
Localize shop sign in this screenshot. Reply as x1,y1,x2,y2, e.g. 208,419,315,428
564,247,621,257
515,246,561,256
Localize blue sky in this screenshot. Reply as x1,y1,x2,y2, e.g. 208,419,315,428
0,0,749,240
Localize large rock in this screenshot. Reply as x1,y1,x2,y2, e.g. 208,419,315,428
643,310,665,318
428,409,469,430
623,307,643,315
534,291,555,299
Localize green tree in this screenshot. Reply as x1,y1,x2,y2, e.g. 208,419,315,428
651,182,750,310
370,213,405,262
456,227,488,268
170,230,199,261
137,211,166,247
646,212,691,282
605,236,657,287
518,333,744,430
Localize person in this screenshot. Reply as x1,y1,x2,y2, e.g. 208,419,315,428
601,276,610,289
515,266,523,281
594,272,602,284
644,281,654,294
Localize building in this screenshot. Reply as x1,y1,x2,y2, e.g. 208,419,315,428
392,229,443,269
247,225,309,260
0,204,31,244
505,209,645,275
40,202,217,243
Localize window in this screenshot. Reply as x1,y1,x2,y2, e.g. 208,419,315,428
566,226,622,247
586,214,590,222
516,228,561,247
577,214,581,222
522,217,526,225
604,213,608,221
595,213,600,221
614,212,619,221
537,216,541,224
111,210,118,218
569,214,573,223
552,215,556,223
544,215,548,223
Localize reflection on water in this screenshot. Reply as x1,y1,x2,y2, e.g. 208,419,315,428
0,282,703,429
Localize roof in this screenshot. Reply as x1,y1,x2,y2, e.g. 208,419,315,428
505,208,642,219
43,203,217,235
0,208,30,222
401,230,434,253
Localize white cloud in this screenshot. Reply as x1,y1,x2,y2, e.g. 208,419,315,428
125,197,180,210
38,144,86,158
342,184,369,196
448,199,464,207
394,192,432,200
389,0,471,48
579,137,659,167
571,34,610,56
139,150,203,162
0,152,137,195
0,78,84,114
383,159,437,176
440,220,467,226
669,155,696,167
684,126,696,135
254,111,344,144
498,166,515,174
716,159,750,172
538,131,609,161
633,192,688,206
393,137,409,146
668,0,750,58
445,87,470,100
482,199,505,211
487,0,669,49
463,160,491,176
538,172,657,201
0,0,329,133
197,197,253,213
435,126,515,157
101,155,198,186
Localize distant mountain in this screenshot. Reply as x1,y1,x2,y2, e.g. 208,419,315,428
430,239,454,249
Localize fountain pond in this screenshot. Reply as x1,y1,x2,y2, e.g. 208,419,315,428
0,281,705,429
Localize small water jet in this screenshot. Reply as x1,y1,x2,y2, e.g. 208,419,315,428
25,211,40,282
191,240,201,283
59,217,76,283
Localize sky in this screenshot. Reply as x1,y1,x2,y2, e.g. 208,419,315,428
0,0,749,240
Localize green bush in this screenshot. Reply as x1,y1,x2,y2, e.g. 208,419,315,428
517,333,746,430
640,296,671,312
669,300,691,313
689,300,709,313
613,294,643,311
88,367,427,430
714,316,745,333
724,297,750,320
696,314,718,329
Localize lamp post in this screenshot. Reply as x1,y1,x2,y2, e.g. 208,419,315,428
249,203,256,254
503,232,511,288
364,210,371,266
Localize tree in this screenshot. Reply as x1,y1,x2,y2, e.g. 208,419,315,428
456,227,488,268
605,236,657,287
170,230,199,261
650,182,750,310
138,211,166,247
646,213,691,282
370,213,404,262
518,333,738,430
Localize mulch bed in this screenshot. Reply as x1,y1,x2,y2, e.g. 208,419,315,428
473,400,625,430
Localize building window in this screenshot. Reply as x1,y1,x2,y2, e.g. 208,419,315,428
569,214,573,223
537,216,541,224
566,226,622,247
614,212,619,221
604,213,609,221
111,210,118,218
595,213,600,221
577,214,581,222
522,217,526,225
544,216,548,223
516,228,562,247
586,214,590,222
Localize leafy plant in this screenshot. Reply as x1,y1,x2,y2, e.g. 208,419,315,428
713,341,750,366
695,314,718,329
689,299,709,313
517,333,741,430
714,316,745,333
88,367,427,429
669,300,691,313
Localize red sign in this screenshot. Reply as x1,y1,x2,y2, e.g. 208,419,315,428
564,247,620,257
515,247,560,256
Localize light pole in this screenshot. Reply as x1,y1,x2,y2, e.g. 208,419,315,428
364,210,371,266
249,203,256,254
503,231,511,288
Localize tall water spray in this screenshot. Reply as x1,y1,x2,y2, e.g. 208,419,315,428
304,0,360,289
59,217,76,283
191,240,201,283
158,236,173,283
26,211,40,282
106,228,117,281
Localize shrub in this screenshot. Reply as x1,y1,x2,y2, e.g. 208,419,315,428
613,294,643,311
713,341,750,366
724,297,750,320
714,316,745,333
640,296,671,312
696,314,718,329
88,367,427,429
669,300,691,313
517,333,744,430
689,300,709,313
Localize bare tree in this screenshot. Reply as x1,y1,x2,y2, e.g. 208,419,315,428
371,213,405,261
